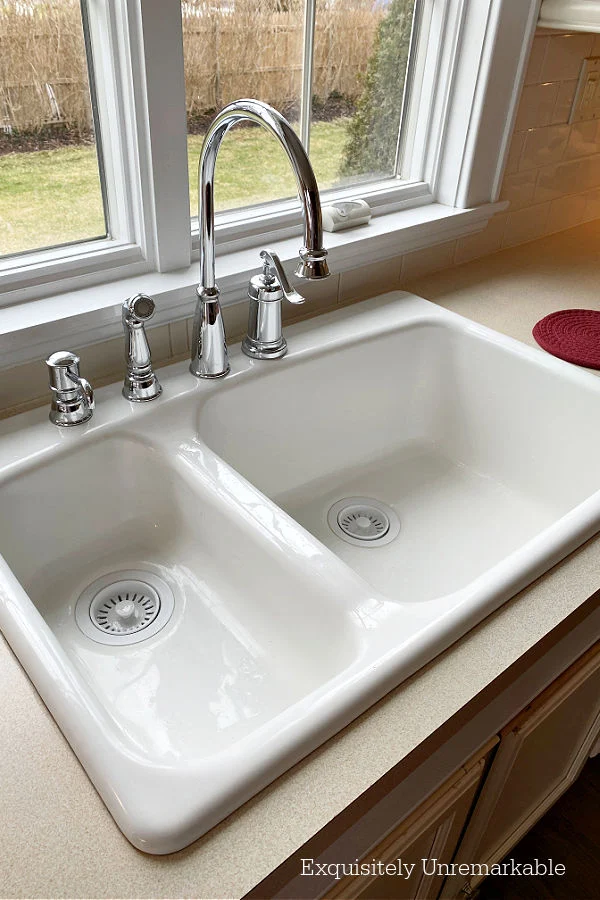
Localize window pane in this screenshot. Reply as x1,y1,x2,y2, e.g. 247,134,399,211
183,0,417,222
311,0,416,191
0,0,106,258
183,0,305,216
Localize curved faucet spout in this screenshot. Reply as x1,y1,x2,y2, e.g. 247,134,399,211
191,99,329,379
198,99,329,291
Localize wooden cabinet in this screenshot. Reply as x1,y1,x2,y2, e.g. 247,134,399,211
324,740,497,900
440,641,600,898
323,642,600,900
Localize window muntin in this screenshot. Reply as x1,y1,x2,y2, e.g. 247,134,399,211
0,0,107,260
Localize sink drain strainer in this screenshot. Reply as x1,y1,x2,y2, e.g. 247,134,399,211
328,497,400,547
75,570,175,645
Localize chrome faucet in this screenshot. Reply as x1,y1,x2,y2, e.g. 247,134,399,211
190,99,330,379
122,294,162,402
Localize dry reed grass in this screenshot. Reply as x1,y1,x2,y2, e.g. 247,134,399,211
183,0,381,119
0,0,381,134
0,0,91,133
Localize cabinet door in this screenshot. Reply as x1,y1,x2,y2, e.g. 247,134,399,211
325,740,497,900
441,641,600,899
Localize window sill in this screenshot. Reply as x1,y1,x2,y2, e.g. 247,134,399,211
0,201,506,369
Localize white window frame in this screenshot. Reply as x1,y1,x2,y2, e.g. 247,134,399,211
0,0,540,361
0,1,149,293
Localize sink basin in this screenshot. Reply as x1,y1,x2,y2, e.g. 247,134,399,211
2,291,600,853
198,302,600,603
0,435,358,760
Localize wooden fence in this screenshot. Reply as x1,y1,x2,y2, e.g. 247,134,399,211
0,0,381,133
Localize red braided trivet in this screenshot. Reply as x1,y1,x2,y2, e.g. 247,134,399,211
532,309,600,369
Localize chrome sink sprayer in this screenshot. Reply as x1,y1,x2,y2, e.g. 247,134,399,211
190,99,330,378
122,293,162,402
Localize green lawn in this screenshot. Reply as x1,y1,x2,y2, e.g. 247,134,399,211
0,145,106,256
0,120,349,257
188,119,349,215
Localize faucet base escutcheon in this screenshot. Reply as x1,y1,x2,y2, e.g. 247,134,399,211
190,289,230,379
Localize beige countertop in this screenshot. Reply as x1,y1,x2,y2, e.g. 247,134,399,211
2,221,600,900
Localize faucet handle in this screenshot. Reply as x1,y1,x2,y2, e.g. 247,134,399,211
260,250,305,305
243,250,307,361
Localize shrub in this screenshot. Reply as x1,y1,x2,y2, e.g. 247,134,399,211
341,0,415,178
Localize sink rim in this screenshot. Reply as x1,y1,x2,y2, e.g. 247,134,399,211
2,291,600,853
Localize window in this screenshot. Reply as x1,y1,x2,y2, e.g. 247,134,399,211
0,1,541,327
0,0,106,258
183,0,307,215
183,0,418,218
310,0,417,188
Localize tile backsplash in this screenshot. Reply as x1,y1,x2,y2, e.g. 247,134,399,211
496,31,600,249
4,30,600,418
341,31,600,284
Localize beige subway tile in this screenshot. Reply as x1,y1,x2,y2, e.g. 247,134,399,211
582,188,600,220
399,241,456,285
502,203,551,247
578,154,600,190
282,275,340,328
540,34,593,82
515,82,560,131
295,272,339,309
551,79,577,124
339,256,402,304
454,214,507,265
147,324,172,364
169,320,189,357
520,124,569,171
534,158,582,202
505,132,525,175
524,35,549,85
500,170,537,210
546,193,587,233
565,119,600,159
0,359,47,414
221,299,249,343
186,316,194,349
75,335,125,384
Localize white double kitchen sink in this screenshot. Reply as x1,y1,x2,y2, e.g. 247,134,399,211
1,292,600,853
